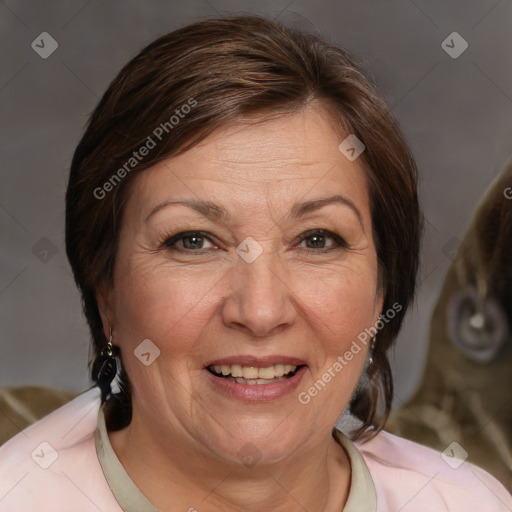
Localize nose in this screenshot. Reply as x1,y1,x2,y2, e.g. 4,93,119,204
220,252,297,338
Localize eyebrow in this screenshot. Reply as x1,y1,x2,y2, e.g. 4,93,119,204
145,194,364,229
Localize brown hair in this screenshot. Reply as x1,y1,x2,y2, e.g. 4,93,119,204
66,15,422,440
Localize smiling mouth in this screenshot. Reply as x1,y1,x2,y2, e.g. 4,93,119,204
207,364,303,385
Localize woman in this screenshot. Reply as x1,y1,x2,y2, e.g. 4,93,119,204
0,15,510,512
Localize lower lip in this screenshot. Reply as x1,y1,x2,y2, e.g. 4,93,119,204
205,366,307,402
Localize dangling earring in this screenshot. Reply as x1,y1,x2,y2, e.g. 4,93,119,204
92,327,118,402
368,336,376,365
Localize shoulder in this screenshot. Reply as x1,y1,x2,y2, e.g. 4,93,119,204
0,387,120,511
355,429,512,511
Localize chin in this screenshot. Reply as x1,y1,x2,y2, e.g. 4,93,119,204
205,423,305,468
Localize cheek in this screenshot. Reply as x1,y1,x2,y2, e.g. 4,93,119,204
111,252,228,367
296,271,377,419
299,264,378,336
293,266,378,395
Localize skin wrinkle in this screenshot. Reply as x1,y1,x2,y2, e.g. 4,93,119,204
97,104,383,512
144,194,364,233
143,208,367,258
142,166,368,253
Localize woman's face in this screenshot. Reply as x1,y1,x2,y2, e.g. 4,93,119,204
100,103,383,465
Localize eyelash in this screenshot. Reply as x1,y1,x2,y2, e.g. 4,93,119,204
159,229,348,254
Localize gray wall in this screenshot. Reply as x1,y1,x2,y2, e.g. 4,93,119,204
1,0,511,407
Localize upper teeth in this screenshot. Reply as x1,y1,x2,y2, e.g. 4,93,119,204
211,364,297,379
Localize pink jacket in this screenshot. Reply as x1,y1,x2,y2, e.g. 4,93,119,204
0,387,510,511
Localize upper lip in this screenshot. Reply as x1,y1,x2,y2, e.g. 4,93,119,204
204,355,307,368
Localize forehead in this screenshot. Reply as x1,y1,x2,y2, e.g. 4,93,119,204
131,104,369,215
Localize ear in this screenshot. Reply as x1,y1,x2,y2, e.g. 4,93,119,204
373,287,385,324
95,280,116,339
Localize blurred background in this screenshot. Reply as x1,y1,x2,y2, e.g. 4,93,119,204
1,0,511,409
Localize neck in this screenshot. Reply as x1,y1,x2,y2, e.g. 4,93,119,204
108,412,351,512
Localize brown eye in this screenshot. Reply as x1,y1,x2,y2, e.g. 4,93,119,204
181,234,206,250
298,229,347,251
163,231,216,252
304,233,328,249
